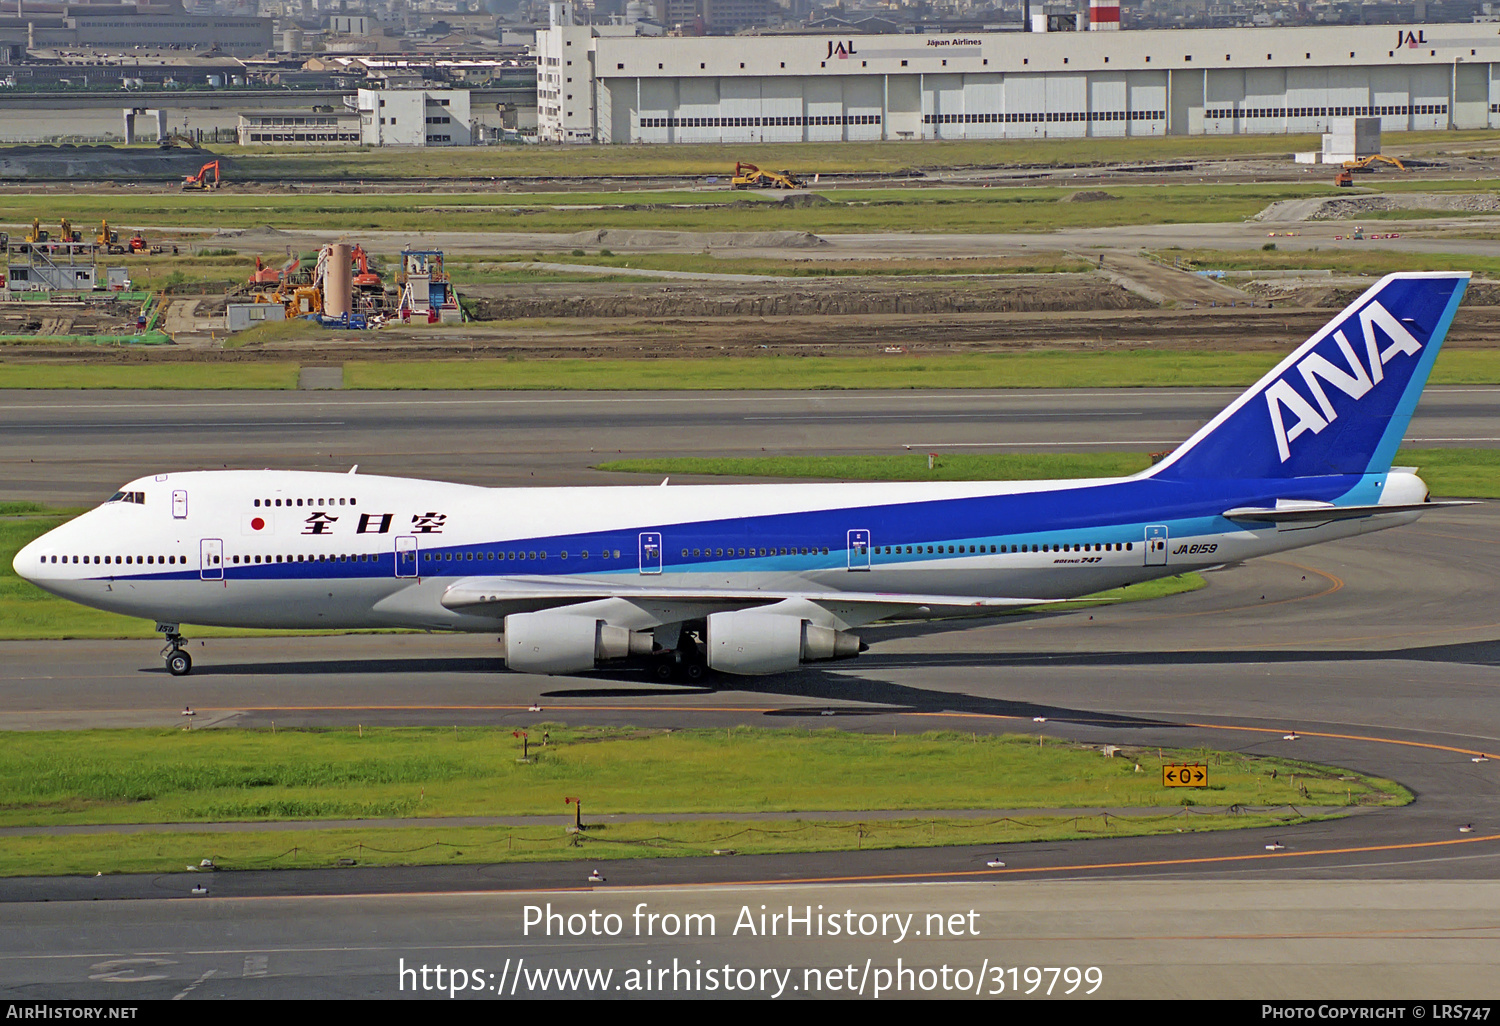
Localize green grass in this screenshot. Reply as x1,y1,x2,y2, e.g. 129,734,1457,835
343,348,1500,392
222,318,329,347
1156,247,1500,279
453,252,1094,280
0,363,300,389
1392,447,1500,499
593,449,1500,499
0,810,1343,877
4,177,1498,239
0,725,1405,829
0,181,1417,235
0,725,1405,873
188,131,1500,179
5,349,1496,394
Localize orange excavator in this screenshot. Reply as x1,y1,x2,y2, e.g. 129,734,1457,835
250,253,299,286
351,244,381,291
182,160,221,191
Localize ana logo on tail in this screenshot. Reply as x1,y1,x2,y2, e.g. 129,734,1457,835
1267,301,1423,462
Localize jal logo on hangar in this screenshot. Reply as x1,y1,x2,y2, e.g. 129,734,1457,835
825,39,858,59
1397,29,1427,47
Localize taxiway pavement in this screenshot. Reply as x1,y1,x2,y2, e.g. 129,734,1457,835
1,391,1497,998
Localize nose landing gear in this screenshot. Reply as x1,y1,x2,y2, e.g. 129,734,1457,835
157,622,192,676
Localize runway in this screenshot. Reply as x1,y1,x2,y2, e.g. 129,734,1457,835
1,389,1498,999
3,386,1499,504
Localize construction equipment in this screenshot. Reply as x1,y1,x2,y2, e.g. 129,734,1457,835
24,219,48,248
351,244,381,291
731,161,802,190
57,218,81,245
1334,169,1354,187
182,160,221,191
96,220,125,254
128,232,162,255
1342,154,1407,172
249,253,299,286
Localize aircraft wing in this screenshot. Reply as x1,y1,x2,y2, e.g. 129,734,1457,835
440,575,1057,623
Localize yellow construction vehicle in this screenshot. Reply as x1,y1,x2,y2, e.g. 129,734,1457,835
96,219,125,254
251,284,322,319
24,218,48,248
58,218,81,245
731,161,803,189
1341,154,1407,172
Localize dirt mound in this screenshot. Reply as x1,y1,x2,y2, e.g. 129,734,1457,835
1064,191,1118,203
214,225,294,239
0,144,218,180
1247,277,1500,309
1257,192,1500,221
566,228,828,250
776,193,833,208
464,274,1151,320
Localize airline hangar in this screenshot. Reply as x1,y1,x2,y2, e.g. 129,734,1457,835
537,21,1500,143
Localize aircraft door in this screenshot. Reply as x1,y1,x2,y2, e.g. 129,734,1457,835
172,490,188,519
1145,525,1169,566
847,529,872,571
395,536,418,578
199,538,223,580
639,532,662,575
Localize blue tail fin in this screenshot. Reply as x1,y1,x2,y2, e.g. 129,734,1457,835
1148,271,1468,481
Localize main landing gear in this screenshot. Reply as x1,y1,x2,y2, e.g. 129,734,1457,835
157,622,192,676
651,629,708,683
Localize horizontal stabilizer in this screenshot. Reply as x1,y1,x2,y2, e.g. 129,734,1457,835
1223,500,1475,523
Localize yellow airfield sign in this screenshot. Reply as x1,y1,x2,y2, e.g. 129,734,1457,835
1162,763,1208,788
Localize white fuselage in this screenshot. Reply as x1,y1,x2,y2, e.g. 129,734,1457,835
13,467,1422,634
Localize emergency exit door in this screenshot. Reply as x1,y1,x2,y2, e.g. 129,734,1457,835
199,538,223,580
395,536,418,578
847,529,872,571
1145,525,1169,566
639,532,662,575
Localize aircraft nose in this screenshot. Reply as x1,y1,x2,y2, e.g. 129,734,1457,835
12,535,45,582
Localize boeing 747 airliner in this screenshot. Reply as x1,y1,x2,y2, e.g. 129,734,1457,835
13,272,1472,680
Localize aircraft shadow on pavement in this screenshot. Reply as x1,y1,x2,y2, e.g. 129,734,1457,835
854,637,1500,669
544,666,1179,730
162,656,504,677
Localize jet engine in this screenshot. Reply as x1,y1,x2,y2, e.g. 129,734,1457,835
705,610,862,675
503,611,654,674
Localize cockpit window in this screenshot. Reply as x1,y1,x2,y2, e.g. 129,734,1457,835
106,491,145,505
